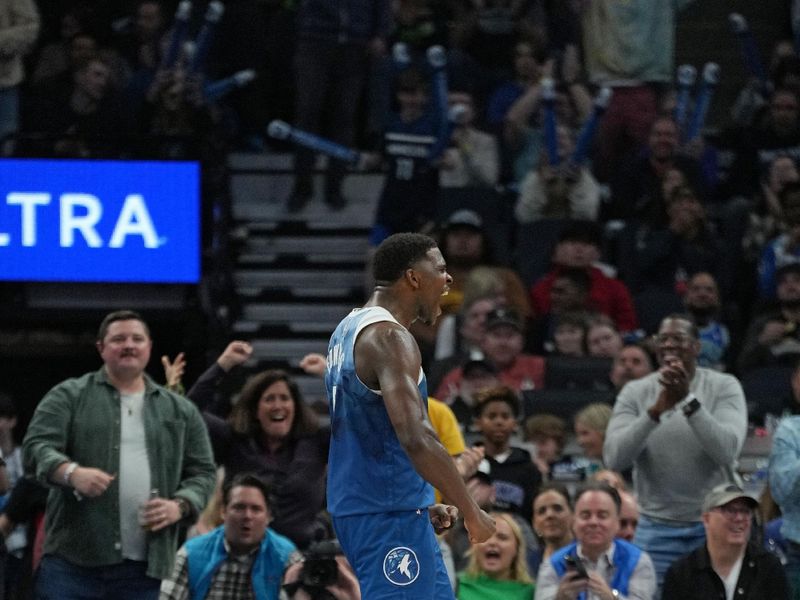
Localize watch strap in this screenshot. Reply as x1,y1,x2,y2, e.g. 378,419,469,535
174,497,191,520
683,397,701,417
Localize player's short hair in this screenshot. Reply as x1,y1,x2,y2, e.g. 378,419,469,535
372,233,438,284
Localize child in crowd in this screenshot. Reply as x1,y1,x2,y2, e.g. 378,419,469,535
473,386,541,523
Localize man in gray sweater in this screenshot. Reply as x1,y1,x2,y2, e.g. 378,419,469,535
604,314,748,596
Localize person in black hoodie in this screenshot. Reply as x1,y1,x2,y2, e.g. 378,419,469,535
472,386,541,523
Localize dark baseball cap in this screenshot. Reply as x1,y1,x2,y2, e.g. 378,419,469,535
462,358,497,379
445,209,483,231
776,261,800,283
558,220,603,247
485,307,523,332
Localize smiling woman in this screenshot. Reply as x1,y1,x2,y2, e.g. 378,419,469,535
188,368,329,549
530,484,574,576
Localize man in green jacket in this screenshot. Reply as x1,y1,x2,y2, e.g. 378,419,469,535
23,309,216,599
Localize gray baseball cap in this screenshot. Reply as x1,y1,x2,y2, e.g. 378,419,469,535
702,483,759,513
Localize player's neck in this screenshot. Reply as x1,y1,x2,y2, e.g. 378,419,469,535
366,289,415,329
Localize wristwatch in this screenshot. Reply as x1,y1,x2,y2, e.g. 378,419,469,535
682,397,701,418
63,461,79,486
174,497,191,520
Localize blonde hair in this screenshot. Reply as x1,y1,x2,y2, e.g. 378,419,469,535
461,266,532,319
465,512,533,583
574,403,613,433
190,467,225,538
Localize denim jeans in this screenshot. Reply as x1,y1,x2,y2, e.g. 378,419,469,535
634,515,706,600
35,555,160,600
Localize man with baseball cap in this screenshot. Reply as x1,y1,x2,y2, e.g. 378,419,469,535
434,308,546,399
662,483,789,600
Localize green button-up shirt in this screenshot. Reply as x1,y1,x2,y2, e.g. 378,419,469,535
22,368,216,580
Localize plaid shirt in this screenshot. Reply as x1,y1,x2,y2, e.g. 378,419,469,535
159,545,257,600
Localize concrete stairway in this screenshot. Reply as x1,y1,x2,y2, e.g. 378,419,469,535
227,153,384,403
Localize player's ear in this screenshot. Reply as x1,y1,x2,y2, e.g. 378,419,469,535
405,267,420,289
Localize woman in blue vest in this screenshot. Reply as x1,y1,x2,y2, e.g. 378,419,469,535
534,481,657,600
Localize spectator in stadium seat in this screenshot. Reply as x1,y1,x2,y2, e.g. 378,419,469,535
22,310,215,598
587,315,624,359
626,185,727,304
473,386,541,523
609,115,705,223
435,308,545,400
529,483,574,578
758,181,800,300
0,0,39,146
769,409,800,598
662,483,789,600
574,403,612,464
683,272,730,371
604,314,747,593
188,348,331,550
739,263,800,373
456,511,535,600
580,0,695,184
25,55,132,157
530,221,638,333
159,473,299,600
534,481,656,600
609,343,654,392
617,491,640,543
515,124,601,223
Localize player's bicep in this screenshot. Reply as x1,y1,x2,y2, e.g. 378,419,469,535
365,328,427,444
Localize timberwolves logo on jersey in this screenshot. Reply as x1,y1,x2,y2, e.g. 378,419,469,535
383,547,420,585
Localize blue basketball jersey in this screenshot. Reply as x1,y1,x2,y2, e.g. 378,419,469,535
325,306,434,517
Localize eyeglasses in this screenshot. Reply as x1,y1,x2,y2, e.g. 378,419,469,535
713,505,753,519
652,333,693,346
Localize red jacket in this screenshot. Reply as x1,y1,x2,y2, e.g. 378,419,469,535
434,354,546,401
530,266,638,331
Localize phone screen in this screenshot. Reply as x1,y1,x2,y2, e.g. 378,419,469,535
564,555,588,579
